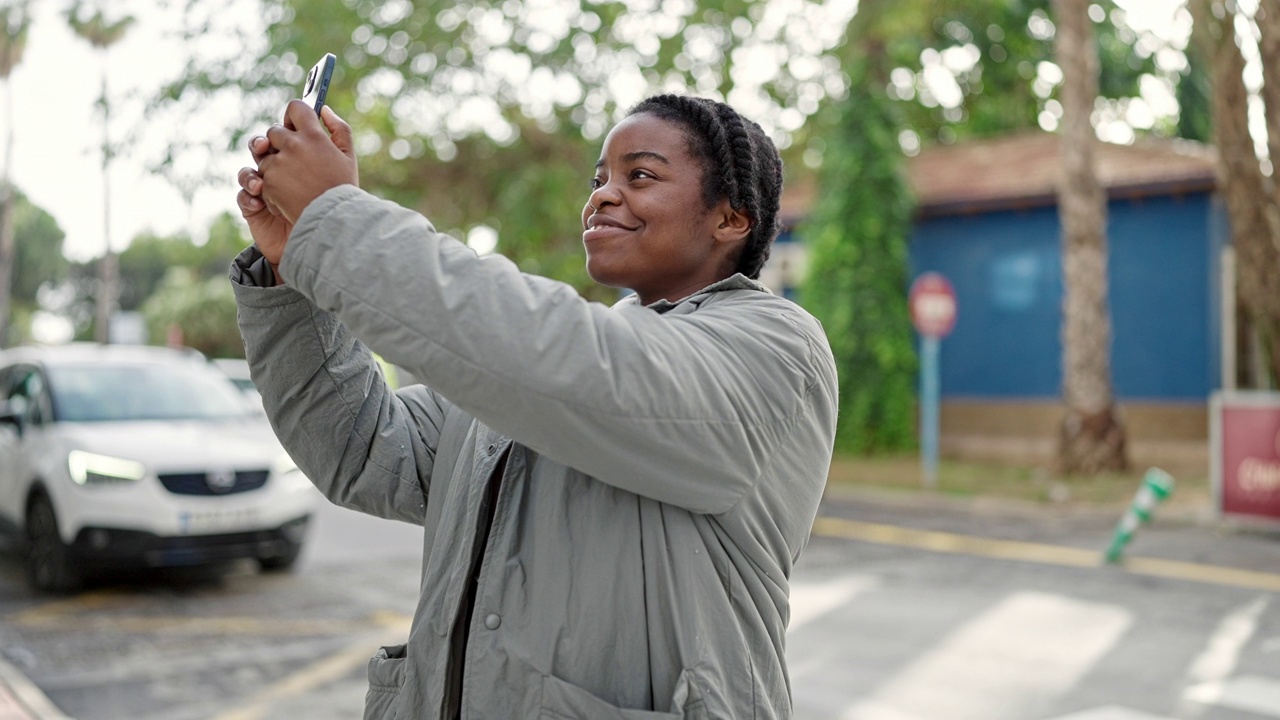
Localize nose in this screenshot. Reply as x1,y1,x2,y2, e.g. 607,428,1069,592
587,180,621,211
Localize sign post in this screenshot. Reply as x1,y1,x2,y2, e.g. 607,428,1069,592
909,273,957,489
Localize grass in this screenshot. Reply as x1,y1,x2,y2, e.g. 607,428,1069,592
826,453,1212,513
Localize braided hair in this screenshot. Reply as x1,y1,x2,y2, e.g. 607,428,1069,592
627,95,784,280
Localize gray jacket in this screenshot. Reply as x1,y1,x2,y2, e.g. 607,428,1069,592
230,185,838,719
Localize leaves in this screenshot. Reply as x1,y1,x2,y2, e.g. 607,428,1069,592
799,62,917,455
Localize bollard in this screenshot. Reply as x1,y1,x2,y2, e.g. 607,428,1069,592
1104,467,1175,564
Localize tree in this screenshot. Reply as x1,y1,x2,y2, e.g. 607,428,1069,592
0,0,30,347
142,269,242,358
66,1,135,343
799,61,917,454
1190,0,1280,387
152,0,867,296
1053,0,1127,473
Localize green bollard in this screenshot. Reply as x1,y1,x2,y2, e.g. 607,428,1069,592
1104,468,1175,564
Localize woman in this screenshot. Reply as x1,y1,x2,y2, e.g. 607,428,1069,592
233,93,837,719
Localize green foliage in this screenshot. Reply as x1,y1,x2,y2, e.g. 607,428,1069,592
9,190,68,306
142,269,243,358
154,0,865,296
117,212,248,311
834,0,1165,147
799,65,918,454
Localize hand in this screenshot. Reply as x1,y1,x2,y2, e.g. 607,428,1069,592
236,102,359,267
236,136,292,269
260,101,358,223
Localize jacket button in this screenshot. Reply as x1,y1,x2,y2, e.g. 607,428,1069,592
484,613,501,630
486,443,497,456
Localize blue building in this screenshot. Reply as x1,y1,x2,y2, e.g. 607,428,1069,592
766,132,1224,463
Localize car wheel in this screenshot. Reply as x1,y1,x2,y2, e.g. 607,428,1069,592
257,541,303,572
26,495,82,594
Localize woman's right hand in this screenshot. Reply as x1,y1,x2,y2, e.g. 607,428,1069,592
237,135,293,271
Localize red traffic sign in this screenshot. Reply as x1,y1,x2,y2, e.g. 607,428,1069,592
910,272,957,338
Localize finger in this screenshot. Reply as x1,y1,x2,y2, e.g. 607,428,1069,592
248,135,273,164
284,98,324,135
264,123,292,152
237,167,264,195
320,105,355,157
237,188,266,216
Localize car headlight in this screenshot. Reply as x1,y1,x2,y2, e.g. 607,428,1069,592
68,450,147,485
271,453,313,491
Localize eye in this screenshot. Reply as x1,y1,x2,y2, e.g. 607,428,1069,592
629,169,655,181
589,175,604,190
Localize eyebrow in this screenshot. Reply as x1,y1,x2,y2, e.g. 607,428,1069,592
595,150,672,169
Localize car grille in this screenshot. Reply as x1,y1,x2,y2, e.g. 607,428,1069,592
157,470,269,496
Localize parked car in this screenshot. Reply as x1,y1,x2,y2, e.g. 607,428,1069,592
0,344,317,593
210,357,264,413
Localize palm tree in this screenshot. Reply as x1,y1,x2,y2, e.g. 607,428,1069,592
1052,0,1128,473
0,0,30,347
66,1,134,344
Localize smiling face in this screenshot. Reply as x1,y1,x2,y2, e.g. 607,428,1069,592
582,113,750,305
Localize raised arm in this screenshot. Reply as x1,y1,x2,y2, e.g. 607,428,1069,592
279,186,837,514
231,248,447,524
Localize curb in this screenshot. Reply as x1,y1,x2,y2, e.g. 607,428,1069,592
0,654,71,720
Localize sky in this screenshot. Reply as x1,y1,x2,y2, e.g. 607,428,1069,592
4,0,1193,266
10,1,247,262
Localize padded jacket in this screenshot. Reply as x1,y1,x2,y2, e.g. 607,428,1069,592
229,184,838,719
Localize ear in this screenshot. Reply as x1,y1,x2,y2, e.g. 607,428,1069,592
712,202,753,246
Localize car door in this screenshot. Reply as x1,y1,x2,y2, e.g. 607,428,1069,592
0,364,48,530
0,363,26,529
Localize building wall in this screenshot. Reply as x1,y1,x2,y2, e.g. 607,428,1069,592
909,191,1223,402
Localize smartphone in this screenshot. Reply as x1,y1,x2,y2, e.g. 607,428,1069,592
302,53,337,115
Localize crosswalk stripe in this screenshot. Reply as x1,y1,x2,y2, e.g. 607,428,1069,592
1041,706,1173,720
788,574,880,633
1185,675,1280,717
838,591,1132,720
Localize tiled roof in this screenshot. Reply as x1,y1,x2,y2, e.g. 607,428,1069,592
907,132,1217,216
780,132,1218,222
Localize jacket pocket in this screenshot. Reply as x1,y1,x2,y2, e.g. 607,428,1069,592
363,644,407,720
538,670,705,720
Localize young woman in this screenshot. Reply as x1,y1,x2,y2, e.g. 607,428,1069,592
233,93,837,720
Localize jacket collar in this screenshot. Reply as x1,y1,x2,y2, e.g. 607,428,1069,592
613,274,773,314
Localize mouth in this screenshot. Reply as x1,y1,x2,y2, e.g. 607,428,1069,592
582,214,636,241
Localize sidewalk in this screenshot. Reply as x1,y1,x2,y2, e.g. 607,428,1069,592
0,655,68,720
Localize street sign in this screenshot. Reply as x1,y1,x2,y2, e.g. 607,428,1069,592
909,272,957,490
910,272,957,338
1211,392,1280,526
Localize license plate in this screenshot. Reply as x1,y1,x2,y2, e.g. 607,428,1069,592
177,508,260,534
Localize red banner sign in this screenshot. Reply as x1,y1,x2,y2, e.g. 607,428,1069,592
1212,392,1280,525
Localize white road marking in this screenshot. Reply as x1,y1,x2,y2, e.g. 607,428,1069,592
788,574,880,633
1179,596,1270,716
838,591,1133,720
1186,597,1268,685
1185,675,1280,717
1042,706,1174,720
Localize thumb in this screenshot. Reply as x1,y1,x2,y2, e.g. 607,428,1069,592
320,105,355,158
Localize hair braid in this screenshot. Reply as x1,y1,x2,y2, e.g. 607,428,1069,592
627,94,784,280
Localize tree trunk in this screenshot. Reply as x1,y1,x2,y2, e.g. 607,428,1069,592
93,54,115,344
0,76,15,347
1053,0,1128,474
1194,0,1280,388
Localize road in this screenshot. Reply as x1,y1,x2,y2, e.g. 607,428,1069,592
1,487,1278,720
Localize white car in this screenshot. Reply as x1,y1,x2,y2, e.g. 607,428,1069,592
0,344,317,593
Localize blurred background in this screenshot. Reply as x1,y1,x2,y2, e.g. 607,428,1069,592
0,1,1279,719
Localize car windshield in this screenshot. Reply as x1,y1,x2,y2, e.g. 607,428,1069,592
46,361,253,422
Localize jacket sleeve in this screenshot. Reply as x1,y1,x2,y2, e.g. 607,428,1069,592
281,186,835,514
230,246,446,524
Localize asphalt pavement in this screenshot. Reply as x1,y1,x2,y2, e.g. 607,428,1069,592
3,481,1277,720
